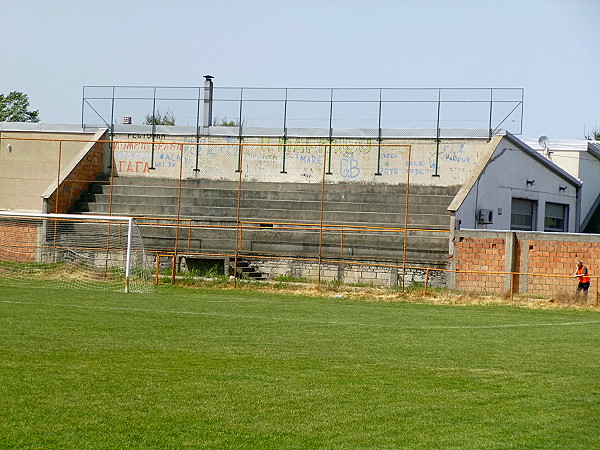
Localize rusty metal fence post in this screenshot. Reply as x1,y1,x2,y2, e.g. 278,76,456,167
170,143,184,284
317,144,328,284
155,255,160,285
402,145,411,291
234,141,244,288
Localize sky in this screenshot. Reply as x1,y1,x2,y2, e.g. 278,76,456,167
1,0,598,139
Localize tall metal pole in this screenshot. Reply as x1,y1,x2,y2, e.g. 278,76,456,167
281,88,288,174
433,89,441,177
488,88,494,141
110,87,115,138
327,88,333,175
81,86,85,129
236,88,244,173
520,88,524,135
150,87,156,169
194,86,201,172
109,87,115,170
376,88,382,175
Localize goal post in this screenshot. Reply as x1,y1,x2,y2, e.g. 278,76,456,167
0,211,154,293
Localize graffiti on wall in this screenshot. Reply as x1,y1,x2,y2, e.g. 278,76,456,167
111,133,481,185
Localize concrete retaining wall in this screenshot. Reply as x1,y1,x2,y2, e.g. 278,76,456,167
112,133,495,187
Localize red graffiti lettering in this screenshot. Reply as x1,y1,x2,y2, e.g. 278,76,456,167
117,160,150,173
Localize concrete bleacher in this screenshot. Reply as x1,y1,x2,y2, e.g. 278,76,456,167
74,177,460,268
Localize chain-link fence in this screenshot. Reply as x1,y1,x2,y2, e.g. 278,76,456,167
82,86,524,138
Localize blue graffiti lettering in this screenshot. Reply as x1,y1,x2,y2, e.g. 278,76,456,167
300,155,324,165
340,159,360,178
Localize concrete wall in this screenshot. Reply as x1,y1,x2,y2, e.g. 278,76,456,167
0,130,107,212
455,137,579,232
112,132,495,187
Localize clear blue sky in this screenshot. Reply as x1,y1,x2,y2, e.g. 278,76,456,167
1,0,598,139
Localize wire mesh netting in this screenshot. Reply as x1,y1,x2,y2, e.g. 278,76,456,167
83,86,524,138
0,213,154,293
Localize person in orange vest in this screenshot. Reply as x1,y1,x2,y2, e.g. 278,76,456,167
573,260,590,296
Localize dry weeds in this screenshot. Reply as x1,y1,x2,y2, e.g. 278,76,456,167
204,280,600,311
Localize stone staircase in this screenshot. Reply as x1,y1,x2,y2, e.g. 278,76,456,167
73,177,460,268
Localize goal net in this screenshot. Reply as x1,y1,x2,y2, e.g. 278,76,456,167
0,212,154,293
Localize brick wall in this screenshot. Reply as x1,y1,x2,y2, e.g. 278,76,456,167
0,222,38,262
47,140,105,214
455,236,506,292
453,230,600,296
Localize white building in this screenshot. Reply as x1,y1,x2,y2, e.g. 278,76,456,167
522,138,600,232
449,133,582,233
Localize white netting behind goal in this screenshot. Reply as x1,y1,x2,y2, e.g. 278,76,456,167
0,212,154,293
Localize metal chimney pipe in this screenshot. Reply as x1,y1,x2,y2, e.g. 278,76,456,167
203,75,214,127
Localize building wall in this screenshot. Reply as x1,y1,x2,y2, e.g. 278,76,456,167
0,130,106,212
544,151,600,225
455,137,578,232
575,152,600,225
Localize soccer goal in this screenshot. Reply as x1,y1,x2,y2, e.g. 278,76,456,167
0,211,154,293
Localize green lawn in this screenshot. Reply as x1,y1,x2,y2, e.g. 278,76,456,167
1,284,599,449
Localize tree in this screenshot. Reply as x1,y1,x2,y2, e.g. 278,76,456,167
0,91,40,122
584,127,600,140
212,115,245,127
143,109,175,126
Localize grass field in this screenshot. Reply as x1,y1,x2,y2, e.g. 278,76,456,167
1,284,599,449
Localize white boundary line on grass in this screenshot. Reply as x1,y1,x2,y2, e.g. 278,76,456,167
2,300,600,330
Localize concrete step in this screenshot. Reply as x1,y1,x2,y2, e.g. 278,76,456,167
103,181,459,195
77,202,451,228
84,193,454,212
139,230,449,263
73,177,457,265
112,176,461,194
96,186,454,208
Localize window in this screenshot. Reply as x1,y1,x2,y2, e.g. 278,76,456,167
544,203,568,232
511,198,536,231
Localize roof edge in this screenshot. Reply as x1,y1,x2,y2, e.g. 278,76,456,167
448,133,582,213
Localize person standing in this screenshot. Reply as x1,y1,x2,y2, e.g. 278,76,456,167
573,260,590,296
